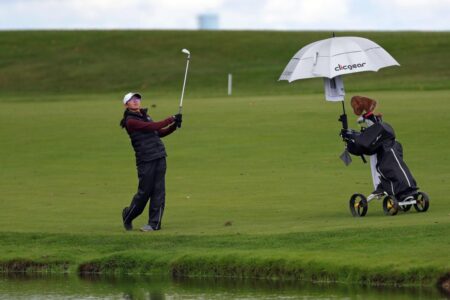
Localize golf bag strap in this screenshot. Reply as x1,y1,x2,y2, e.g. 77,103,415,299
361,155,367,163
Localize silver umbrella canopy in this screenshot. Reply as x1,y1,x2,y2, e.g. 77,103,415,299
279,36,399,81
278,35,400,110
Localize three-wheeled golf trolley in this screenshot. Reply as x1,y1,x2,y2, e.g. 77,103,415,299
349,190,430,217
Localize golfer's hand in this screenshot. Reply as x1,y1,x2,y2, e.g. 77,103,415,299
174,113,182,128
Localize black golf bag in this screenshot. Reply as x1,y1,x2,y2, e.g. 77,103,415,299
343,121,418,200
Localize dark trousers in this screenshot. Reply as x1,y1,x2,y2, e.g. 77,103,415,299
123,157,166,229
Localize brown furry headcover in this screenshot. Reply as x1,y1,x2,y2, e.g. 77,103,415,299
350,96,377,116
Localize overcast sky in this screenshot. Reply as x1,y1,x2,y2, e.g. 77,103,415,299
1,0,449,31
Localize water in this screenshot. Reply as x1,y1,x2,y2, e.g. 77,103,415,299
0,273,447,299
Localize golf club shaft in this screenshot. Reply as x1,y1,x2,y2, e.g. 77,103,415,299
179,57,190,114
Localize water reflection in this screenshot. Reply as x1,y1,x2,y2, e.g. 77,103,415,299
0,273,446,299
170,276,446,300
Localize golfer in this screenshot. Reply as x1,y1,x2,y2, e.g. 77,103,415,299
120,92,182,232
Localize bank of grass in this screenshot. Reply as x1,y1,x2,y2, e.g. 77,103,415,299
0,31,449,98
0,90,449,286
0,223,448,286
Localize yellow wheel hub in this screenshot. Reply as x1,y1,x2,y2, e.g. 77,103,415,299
387,200,393,209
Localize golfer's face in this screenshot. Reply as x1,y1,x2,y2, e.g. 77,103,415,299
126,97,141,110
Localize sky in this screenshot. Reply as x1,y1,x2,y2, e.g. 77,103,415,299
0,0,449,31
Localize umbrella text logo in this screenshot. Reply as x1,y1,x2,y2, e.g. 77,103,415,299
335,63,366,71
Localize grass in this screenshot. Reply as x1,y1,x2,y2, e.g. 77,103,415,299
0,90,449,285
0,31,449,98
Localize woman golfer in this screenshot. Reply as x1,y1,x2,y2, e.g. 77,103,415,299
120,92,182,231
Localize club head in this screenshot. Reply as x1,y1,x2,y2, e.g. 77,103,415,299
182,48,190,58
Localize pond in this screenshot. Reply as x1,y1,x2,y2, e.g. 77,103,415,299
0,273,446,299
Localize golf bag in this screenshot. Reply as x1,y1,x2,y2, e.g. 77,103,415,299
342,121,418,200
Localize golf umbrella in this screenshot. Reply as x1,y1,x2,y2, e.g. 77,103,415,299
279,36,399,81
279,36,400,165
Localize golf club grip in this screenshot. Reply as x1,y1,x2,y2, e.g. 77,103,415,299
339,113,348,130
176,107,182,129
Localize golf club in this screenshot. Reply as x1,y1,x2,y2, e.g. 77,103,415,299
179,48,191,115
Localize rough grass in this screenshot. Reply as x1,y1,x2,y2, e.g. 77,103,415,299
0,31,449,98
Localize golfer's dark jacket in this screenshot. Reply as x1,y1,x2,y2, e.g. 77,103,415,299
121,109,174,165
345,122,417,197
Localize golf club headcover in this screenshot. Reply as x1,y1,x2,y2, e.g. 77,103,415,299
350,96,377,116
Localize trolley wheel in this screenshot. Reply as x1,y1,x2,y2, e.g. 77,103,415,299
414,191,430,212
383,195,399,216
349,194,368,217
401,204,412,212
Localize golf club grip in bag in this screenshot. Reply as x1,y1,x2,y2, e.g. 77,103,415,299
339,113,348,130
339,113,366,164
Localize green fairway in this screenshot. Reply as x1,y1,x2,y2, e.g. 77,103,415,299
1,90,449,233
1,90,449,285
0,30,449,286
